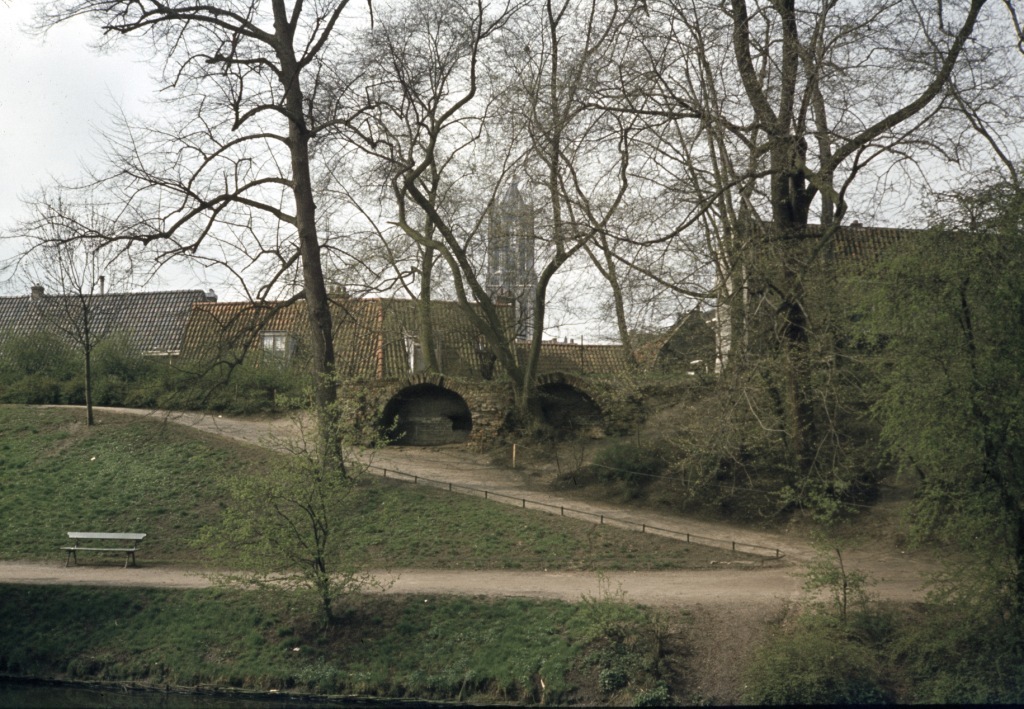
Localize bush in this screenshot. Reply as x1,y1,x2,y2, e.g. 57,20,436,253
590,443,665,495
156,360,305,414
742,616,892,705
0,332,79,403
889,600,1024,704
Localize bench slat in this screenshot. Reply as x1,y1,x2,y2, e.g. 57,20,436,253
62,532,145,568
67,532,146,542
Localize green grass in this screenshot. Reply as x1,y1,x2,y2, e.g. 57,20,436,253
0,584,677,705
0,405,739,569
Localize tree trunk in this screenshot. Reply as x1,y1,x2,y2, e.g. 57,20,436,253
83,306,94,427
274,2,342,472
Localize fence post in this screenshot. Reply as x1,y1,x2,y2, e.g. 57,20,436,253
484,491,488,500
522,499,526,508
561,506,564,516
600,515,604,525
642,524,646,533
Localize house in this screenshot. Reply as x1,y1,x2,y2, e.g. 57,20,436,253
180,296,519,380
0,286,216,358
633,309,717,375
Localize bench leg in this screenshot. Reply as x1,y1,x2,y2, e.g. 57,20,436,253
125,550,136,568
65,549,76,567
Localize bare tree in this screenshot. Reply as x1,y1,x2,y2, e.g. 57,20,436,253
342,0,524,389
345,0,641,425
36,0,369,469
594,0,995,470
16,196,129,426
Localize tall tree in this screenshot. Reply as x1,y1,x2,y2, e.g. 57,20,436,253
602,0,994,470
864,180,1024,613
37,0,365,468
347,0,640,424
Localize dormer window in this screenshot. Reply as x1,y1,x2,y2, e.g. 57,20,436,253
404,332,426,373
261,330,293,359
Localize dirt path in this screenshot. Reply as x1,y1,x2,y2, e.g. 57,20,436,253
12,406,939,704
88,407,935,586
0,560,805,606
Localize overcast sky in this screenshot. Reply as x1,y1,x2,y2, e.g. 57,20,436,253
0,2,159,296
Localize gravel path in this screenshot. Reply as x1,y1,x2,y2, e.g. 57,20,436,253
8,406,939,704
0,560,804,607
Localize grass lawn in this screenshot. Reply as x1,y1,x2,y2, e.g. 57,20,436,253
0,583,680,705
0,405,740,570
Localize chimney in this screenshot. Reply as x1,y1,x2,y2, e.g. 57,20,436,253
30,285,44,300
205,289,218,302
98,275,105,295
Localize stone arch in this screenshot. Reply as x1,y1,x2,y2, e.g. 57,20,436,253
534,372,603,436
380,382,473,446
400,372,471,399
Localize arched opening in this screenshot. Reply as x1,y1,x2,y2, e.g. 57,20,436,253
536,382,603,437
380,384,473,446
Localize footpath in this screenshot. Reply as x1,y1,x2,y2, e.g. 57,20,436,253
7,406,936,605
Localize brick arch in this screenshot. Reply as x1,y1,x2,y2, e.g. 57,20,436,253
534,373,604,436
535,371,595,399
398,372,470,399
380,381,473,446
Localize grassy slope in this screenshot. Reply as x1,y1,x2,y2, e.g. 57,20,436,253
0,405,734,570
0,583,679,705
0,405,690,705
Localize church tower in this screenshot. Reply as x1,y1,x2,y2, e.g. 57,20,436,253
487,182,538,339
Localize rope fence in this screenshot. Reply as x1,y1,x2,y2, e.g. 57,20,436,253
365,463,783,560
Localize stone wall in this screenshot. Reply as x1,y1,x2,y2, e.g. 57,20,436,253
346,372,638,446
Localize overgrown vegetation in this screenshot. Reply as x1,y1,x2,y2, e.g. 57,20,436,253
0,584,677,705
0,337,305,415
743,548,1024,704
860,182,1024,615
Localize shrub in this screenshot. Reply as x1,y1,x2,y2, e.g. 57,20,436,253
742,616,892,705
0,332,79,403
156,359,305,414
889,599,1024,704
590,443,665,495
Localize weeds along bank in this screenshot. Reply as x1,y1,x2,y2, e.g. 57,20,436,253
0,585,675,707
5,582,1023,706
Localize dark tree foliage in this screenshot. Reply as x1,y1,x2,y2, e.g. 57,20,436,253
864,181,1024,613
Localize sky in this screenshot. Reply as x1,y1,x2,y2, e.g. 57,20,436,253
0,2,161,296
0,2,651,341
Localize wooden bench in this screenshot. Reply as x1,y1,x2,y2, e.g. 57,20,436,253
62,532,147,568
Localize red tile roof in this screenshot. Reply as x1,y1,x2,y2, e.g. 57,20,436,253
520,340,635,378
182,296,519,380
0,289,212,355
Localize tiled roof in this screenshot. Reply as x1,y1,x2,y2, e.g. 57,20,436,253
182,296,519,380
745,220,914,267
830,224,913,266
0,289,212,355
521,340,634,379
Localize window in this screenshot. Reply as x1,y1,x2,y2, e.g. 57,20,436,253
404,332,425,373
261,331,293,359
